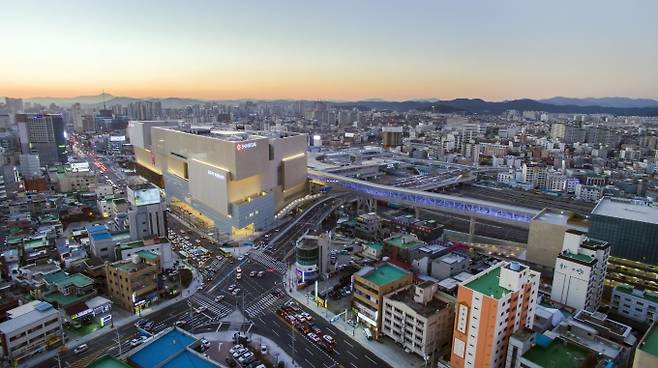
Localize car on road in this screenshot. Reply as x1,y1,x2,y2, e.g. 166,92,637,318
257,271,265,278
214,295,225,302
236,267,242,273
307,332,321,343
249,271,257,277
301,312,312,321
318,341,334,353
236,273,242,280
260,345,268,354
130,336,147,347
228,284,236,292
175,320,185,326
200,338,210,348
73,344,88,354
232,288,241,295
323,335,335,344
197,306,207,313
237,256,245,261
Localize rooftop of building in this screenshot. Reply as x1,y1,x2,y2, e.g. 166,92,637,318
43,291,89,307
384,233,426,249
387,286,448,318
154,126,268,142
88,356,132,368
117,237,169,251
592,197,658,225
522,336,594,368
367,242,383,250
464,264,511,299
559,251,595,264
574,310,631,338
532,208,589,231
360,263,411,286
128,328,219,368
0,301,57,334
110,253,158,273
639,322,658,358
437,253,467,265
136,250,159,261
615,285,658,304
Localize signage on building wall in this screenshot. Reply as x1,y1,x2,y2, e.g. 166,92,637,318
457,303,469,333
236,142,257,151
207,169,226,180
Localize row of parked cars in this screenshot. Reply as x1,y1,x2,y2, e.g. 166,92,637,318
227,343,266,368
277,303,336,353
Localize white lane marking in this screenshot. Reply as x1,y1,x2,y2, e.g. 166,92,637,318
347,351,358,360
344,340,354,348
365,355,376,363
271,328,280,337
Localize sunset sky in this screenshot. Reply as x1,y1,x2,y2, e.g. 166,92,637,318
2,0,657,101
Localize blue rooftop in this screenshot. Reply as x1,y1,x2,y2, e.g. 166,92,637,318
129,329,196,368
161,351,219,368
88,224,108,233
91,232,112,241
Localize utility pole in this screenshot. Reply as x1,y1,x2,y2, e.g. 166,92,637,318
114,327,122,356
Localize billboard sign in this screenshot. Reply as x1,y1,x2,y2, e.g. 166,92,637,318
134,188,161,206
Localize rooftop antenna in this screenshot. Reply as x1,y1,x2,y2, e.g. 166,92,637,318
102,89,107,110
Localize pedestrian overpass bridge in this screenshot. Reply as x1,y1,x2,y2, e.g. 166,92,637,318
308,169,539,228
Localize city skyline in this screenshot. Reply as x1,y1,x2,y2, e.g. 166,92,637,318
2,0,658,101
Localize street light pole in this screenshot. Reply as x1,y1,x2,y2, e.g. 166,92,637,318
115,326,122,356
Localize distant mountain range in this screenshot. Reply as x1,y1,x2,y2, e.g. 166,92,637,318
538,96,658,108
21,94,658,117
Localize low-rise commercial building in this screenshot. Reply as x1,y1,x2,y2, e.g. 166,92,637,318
431,252,469,280
115,237,174,270
106,251,160,314
382,281,454,363
0,301,62,363
611,286,658,323
352,263,414,339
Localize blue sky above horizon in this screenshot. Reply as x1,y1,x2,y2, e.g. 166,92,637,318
2,0,657,100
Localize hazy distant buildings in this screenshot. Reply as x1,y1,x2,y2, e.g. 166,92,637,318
16,113,67,165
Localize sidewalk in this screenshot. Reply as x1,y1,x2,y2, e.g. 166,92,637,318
19,266,203,368
284,267,425,368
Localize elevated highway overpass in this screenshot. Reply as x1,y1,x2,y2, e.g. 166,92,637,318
308,169,539,228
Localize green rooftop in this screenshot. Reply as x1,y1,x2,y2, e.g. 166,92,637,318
616,286,658,304
57,273,94,288
561,251,594,264
88,355,131,368
136,250,159,261
522,338,593,368
43,291,89,307
465,266,511,299
44,271,69,284
384,234,425,249
640,322,658,357
363,263,410,286
367,242,383,250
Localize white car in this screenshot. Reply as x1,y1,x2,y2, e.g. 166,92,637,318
236,267,242,273
214,295,225,302
237,256,245,261
232,288,241,295
73,344,88,354
229,344,244,354
238,352,254,363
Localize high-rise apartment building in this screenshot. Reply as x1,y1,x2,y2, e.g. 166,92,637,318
550,230,609,312
16,113,67,165
127,183,167,241
451,261,540,368
72,103,83,133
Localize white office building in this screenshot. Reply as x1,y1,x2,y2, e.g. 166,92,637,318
611,286,658,323
551,230,610,312
127,183,167,241
0,301,62,362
